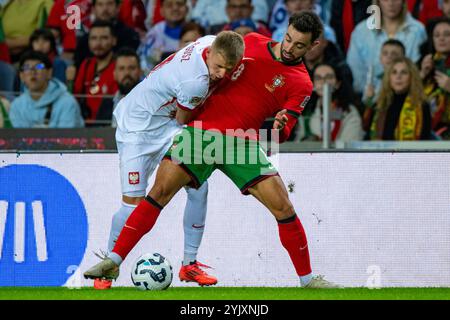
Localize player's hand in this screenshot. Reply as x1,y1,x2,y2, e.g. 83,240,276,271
169,110,177,119
273,109,288,130
420,54,434,79
364,84,375,99
435,71,450,92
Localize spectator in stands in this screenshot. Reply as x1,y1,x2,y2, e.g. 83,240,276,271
308,63,364,144
138,0,189,72
159,21,206,61
209,0,271,36
73,0,140,68
73,20,118,124
0,94,11,128
144,0,165,28
178,21,206,49
407,0,442,25
271,0,336,44
330,0,371,54
370,57,431,140
1,0,53,63
96,47,142,126
347,0,427,95
0,60,15,101
118,0,148,37
228,18,257,36
9,51,84,128
304,31,353,83
362,39,406,132
192,0,269,29
420,18,450,140
47,0,93,63
444,0,450,19
0,2,11,63
30,28,68,84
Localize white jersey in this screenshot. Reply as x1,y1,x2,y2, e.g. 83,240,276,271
114,35,215,143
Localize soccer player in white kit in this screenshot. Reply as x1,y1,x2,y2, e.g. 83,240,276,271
90,31,245,289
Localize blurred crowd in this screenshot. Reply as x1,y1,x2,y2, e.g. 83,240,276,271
1,0,450,143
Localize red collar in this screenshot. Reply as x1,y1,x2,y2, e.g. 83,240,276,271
202,47,209,64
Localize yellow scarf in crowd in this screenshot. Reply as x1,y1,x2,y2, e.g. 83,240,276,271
423,53,450,127
394,96,423,140
371,96,423,140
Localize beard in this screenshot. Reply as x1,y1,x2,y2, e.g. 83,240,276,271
118,77,138,95
280,42,303,65
94,49,113,60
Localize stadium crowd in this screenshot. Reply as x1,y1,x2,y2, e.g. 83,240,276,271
1,0,450,142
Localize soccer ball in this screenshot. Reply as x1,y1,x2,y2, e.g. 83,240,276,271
131,253,173,290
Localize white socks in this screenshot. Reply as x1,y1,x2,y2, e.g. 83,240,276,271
107,202,137,253
182,181,209,265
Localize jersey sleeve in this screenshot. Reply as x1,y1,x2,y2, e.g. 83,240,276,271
283,79,313,117
175,79,209,111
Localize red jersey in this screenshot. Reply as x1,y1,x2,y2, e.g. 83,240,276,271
73,57,117,120
189,33,312,139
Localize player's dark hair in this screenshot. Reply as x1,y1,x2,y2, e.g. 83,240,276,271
115,47,140,65
288,11,324,43
93,0,121,6
382,39,406,55
90,20,117,37
29,28,57,54
19,50,53,70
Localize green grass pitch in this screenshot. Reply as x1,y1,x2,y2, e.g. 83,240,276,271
0,287,449,300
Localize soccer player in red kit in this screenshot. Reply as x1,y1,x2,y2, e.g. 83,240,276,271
84,11,340,288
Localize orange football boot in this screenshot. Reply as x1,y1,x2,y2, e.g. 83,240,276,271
179,261,218,286
93,278,113,290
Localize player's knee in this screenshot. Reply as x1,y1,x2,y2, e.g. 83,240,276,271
149,184,172,205
272,202,295,220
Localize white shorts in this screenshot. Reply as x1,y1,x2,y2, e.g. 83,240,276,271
116,127,179,197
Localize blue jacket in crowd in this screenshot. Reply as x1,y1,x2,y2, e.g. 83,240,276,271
9,78,84,128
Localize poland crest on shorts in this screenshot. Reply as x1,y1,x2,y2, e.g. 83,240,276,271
128,172,140,185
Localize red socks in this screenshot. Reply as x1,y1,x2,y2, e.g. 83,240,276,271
277,215,312,276
112,196,162,260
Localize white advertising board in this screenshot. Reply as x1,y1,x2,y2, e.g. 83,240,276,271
0,152,449,288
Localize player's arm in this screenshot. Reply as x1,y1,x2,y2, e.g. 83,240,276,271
175,107,194,125
274,82,312,142
273,109,299,143
174,79,208,124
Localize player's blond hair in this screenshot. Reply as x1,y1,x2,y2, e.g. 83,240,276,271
211,31,245,67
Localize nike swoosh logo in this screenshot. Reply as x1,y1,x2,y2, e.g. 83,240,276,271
299,244,308,250
192,224,205,229
124,224,137,231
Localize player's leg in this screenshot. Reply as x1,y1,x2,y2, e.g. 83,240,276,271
248,176,340,288
247,175,313,285
91,141,152,288
109,158,192,264
179,181,218,286
182,183,209,265
84,158,192,280
221,137,339,288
